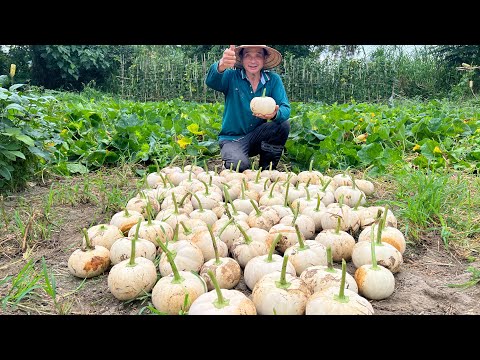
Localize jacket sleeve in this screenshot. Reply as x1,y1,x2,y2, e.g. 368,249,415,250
205,61,230,94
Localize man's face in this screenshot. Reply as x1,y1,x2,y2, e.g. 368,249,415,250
241,47,266,75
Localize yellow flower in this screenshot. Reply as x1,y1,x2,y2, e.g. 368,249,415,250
413,144,420,151
359,118,363,122
371,113,375,117
10,64,16,78
187,123,205,136
354,133,368,143
433,146,442,154
177,136,192,149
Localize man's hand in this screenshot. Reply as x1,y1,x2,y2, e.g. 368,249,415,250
218,45,237,73
253,105,279,121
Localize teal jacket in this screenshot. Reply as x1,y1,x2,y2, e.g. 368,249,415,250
205,61,291,141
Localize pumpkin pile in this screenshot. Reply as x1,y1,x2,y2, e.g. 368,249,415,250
67,160,406,315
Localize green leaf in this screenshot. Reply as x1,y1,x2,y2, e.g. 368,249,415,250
0,167,11,180
357,143,383,164
66,163,89,174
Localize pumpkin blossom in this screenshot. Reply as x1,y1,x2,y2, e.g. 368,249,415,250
187,123,205,136
433,146,442,155
177,135,192,149
413,144,420,151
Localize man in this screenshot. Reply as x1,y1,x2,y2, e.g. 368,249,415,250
205,45,291,172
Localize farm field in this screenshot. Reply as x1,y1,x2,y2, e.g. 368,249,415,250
1,87,480,315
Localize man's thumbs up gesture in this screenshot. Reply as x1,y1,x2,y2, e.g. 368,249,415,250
218,45,237,72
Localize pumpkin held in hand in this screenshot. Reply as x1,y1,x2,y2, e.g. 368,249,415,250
250,88,276,116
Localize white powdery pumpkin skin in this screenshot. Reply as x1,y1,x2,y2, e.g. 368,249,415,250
315,230,356,262
189,289,257,315
68,246,110,278
107,257,157,301
252,272,311,315
243,254,296,291
250,96,276,116
83,224,123,250
151,271,207,315
200,257,242,290
159,240,204,276
109,237,157,265
306,287,374,315
351,241,403,273
284,240,328,276
355,265,395,300
300,265,358,294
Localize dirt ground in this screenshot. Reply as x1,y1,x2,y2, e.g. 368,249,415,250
1,163,479,316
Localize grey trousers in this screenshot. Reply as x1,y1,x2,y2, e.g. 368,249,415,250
219,120,290,172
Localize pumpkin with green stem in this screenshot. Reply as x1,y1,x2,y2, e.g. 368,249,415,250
126,195,160,218
244,234,296,290
352,215,403,273
155,192,190,230
146,159,166,188
184,157,204,176
199,224,241,290
300,246,358,294
357,205,405,254
178,218,208,241
82,223,123,250
269,180,294,220
151,240,207,315
319,195,356,232
252,255,311,315
212,217,250,251
333,176,367,208
230,221,270,268
332,171,353,187
109,219,157,265
190,225,229,262
246,200,280,231
291,182,318,213
354,229,396,300
222,187,249,222
315,216,356,262
301,193,326,233
189,270,256,315
159,224,204,276
233,180,257,214
250,88,276,116
359,205,398,229
283,178,306,204
355,178,375,196
246,168,269,194
167,160,191,186
267,221,297,254
306,259,373,315
179,169,201,192
189,193,218,226
191,179,223,210
127,201,173,248
110,207,144,235
257,178,282,207
296,159,323,185
223,160,248,183
284,224,328,275
68,228,110,278
107,228,157,301
242,162,260,181
279,202,315,240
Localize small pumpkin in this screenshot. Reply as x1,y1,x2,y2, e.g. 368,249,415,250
250,88,276,116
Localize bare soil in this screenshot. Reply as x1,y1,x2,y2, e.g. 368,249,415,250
1,164,479,315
